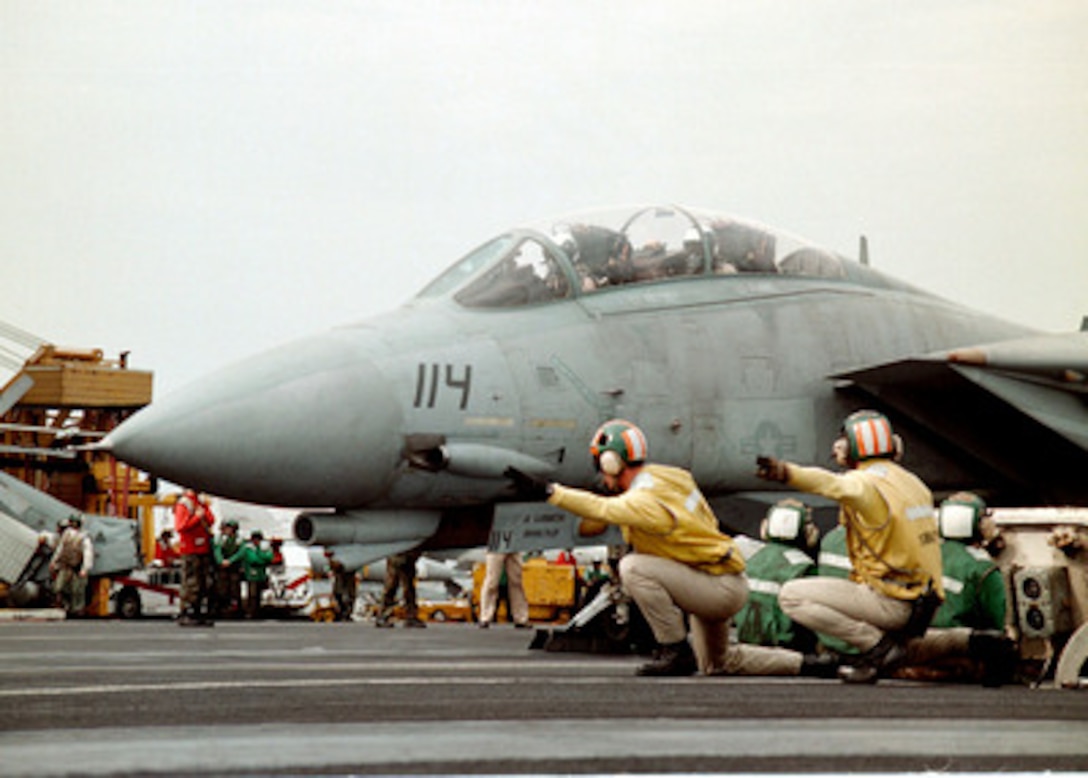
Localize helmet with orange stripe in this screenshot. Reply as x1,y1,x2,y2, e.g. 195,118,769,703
590,419,648,476
839,410,898,464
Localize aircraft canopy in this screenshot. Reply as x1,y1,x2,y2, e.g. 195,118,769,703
418,205,855,309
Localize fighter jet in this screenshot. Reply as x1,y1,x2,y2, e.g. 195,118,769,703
103,204,1088,565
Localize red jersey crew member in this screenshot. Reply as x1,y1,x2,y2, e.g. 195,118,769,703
174,489,217,627
510,419,748,677
756,410,944,683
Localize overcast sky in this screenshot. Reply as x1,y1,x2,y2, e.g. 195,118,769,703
3,1,1086,398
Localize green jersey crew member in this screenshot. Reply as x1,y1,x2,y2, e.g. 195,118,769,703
230,530,276,620
757,409,945,683
904,492,1016,686
734,499,820,652
214,520,244,618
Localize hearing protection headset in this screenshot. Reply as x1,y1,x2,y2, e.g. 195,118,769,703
760,499,820,553
938,491,988,542
590,419,648,476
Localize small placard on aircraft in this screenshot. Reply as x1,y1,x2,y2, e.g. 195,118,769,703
489,502,622,553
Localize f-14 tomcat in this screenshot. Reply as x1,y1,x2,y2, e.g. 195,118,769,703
104,204,1088,567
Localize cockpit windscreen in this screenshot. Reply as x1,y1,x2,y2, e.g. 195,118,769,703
417,205,851,309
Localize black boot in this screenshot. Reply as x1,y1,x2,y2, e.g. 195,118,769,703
800,652,841,678
636,640,697,677
969,630,1018,687
838,634,907,684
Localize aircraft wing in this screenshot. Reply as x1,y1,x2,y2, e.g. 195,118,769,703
0,471,141,576
834,331,1088,504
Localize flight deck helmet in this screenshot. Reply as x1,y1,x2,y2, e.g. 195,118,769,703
840,410,897,463
938,492,987,543
590,419,648,476
760,499,820,553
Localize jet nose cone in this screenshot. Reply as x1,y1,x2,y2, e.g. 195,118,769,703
107,332,402,506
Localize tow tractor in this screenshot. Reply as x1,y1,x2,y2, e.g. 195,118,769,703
110,564,182,619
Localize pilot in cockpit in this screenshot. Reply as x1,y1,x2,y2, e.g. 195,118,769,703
679,227,714,276
557,225,633,291
710,219,777,273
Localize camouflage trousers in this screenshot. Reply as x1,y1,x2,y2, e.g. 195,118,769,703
181,554,214,616
53,566,88,615
379,552,419,620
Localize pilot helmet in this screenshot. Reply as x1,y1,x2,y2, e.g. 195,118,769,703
590,419,648,476
840,410,897,462
682,226,706,254
760,499,819,552
938,492,987,542
551,227,578,262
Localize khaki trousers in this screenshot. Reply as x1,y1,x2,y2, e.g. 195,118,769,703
480,552,529,625
780,576,912,652
619,553,799,674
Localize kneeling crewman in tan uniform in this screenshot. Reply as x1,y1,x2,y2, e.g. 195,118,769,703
757,410,944,683
510,419,825,678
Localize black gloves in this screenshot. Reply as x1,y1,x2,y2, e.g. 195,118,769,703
755,456,789,483
504,467,553,501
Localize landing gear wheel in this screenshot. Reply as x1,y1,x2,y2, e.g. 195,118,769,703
116,589,141,619
1055,622,1088,689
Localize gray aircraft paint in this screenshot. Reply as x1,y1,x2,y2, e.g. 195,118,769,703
104,205,1088,564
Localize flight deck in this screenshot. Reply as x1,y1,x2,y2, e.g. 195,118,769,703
0,619,1085,776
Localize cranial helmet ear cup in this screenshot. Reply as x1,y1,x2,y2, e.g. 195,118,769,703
599,449,624,476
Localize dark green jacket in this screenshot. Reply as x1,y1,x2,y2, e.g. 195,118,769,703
229,543,275,583
214,535,244,567
735,541,815,649
930,540,1006,630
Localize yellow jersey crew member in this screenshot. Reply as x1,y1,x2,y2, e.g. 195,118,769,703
901,492,1017,686
510,419,816,678
756,410,944,684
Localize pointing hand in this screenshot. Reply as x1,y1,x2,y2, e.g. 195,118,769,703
756,456,789,483
504,467,553,501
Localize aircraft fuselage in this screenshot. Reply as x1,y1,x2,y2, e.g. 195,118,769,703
105,205,1051,556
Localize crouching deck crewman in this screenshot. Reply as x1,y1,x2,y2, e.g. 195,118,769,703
509,419,826,678
756,410,945,683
